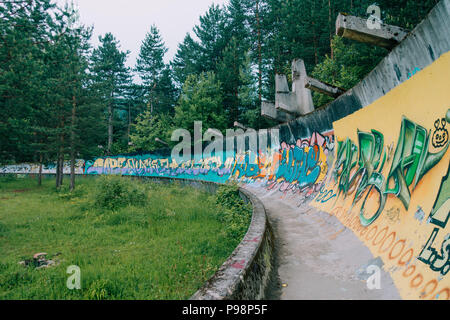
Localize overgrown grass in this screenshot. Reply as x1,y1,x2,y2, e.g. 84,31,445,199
0,175,251,299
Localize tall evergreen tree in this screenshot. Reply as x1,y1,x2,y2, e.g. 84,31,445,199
171,33,203,87
217,38,255,127
90,33,131,155
135,25,170,114
0,0,56,164
193,4,229,73
173,72,227,135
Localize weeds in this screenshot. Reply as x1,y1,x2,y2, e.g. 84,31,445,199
0,176,251,299
215,183,252,245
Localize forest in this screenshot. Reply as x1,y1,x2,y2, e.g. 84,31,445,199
0,0,439,189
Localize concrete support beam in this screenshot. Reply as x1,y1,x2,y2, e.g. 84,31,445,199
304,76,345,98
336,13,409,49
261,101,295,123
275,59,314,116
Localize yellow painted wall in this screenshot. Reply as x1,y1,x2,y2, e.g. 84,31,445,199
312,51,450,300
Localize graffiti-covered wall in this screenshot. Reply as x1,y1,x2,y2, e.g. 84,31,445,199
80,51,450,300
83,129,334,192
0,160,85,175
312,51,450,300
84,154,234,184
1,8,449,300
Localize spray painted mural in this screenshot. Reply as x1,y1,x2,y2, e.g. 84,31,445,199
312,52,450,300
82,129,334,191
84,154,235,184
231,130,334,197
0,160,85,175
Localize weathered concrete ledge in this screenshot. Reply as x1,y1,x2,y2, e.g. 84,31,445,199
336,12,409,49
304,76,345,98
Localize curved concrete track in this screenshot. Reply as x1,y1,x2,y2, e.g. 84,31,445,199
244,184,401,300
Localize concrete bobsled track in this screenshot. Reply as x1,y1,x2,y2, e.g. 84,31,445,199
2,0,450,300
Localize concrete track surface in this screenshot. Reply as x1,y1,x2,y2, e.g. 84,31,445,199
245,185,401,300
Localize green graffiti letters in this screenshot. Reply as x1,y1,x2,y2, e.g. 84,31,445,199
333,115,449,227
385,117,448,209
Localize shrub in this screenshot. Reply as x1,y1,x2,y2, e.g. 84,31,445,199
215,183,252,243
57,183,90,201
94,176,147,210
215,183,242,209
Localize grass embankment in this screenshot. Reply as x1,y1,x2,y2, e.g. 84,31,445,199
0,175,251,299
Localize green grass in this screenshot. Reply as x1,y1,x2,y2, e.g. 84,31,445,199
0,175,249,300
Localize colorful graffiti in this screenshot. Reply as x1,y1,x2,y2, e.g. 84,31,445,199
331,116,449,227
79,129,335,192
0,160,85,175
84,154,235,184
418,165,450,276
230,130,334,195
313,51,450,300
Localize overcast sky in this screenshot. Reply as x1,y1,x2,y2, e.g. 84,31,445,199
55,0,229,68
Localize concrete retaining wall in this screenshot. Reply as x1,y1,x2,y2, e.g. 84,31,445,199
191,188,274,300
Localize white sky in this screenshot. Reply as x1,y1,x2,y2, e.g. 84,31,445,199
55,0,229,68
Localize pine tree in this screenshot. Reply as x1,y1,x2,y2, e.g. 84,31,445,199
171,33,203,87
90,33,131,155
194,4,229,73
217,38,255,127
0,0,56,164
135,25,170,114
173,72,226,136
129,112,173,152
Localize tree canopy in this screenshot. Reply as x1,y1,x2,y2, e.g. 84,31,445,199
0,0,439,189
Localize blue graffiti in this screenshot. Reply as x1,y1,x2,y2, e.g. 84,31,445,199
275,146,321,188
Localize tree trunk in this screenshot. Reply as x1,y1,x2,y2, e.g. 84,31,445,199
256,0,262,107
312,21,318,65
107,101,113,155
58,149,64,187
329,0,333,59
58,121,65,187
127,102,131,146
38,153,43,186
234,49,239,124
56,154,60,189
70,94,76,191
